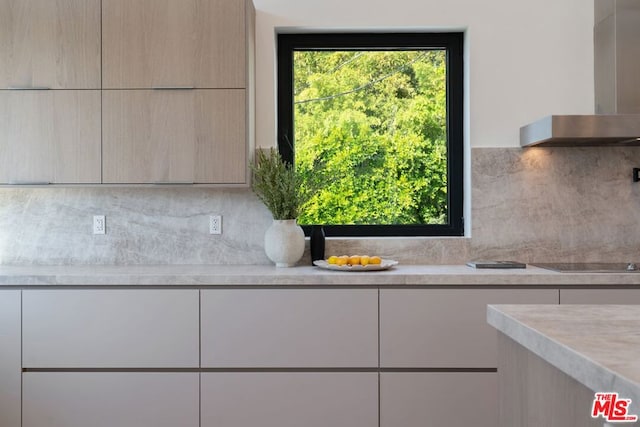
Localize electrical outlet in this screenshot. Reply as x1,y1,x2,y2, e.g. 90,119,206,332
93,215,106,235
209,215,222,235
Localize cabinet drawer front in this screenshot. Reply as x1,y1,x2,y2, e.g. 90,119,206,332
380,289,558,368
201,372,378,427
22,290,199,368
201,289,378,367
23,372,198,427
102,89,246,184
380,372,497,427
0,291,21,427
560,289,640,304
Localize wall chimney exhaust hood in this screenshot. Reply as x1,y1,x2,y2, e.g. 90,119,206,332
520,0,640,147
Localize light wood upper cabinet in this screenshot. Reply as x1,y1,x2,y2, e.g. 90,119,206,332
102,89,246,184
0,90,101,184
0,0,252,186
0,0,101,89
102,0,246,89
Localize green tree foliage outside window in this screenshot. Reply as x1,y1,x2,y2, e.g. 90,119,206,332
293,50,448,226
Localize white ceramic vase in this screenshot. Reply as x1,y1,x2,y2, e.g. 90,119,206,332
264,219,305,267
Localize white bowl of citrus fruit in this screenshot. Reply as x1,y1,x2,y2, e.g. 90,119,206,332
313,255,398,271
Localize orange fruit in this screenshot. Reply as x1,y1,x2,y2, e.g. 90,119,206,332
348,255,361,265
370,256,382,265
327,256,338,264
360,255,370,266
336,255,349,266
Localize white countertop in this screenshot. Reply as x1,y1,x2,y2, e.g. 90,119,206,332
1,264,640,286
487,304,640,415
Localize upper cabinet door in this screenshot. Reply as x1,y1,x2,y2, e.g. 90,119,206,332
0,90,101,184
0,0,101,89
102,89,246,184
102,0,246,89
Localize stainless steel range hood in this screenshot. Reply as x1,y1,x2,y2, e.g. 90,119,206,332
520,0,640,147
520,115,640,147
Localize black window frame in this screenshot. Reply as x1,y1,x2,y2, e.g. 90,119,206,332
277,32,464,237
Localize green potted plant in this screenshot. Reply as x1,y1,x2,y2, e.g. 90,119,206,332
251,148,308,267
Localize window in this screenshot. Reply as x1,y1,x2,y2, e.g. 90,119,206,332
277,32,464,237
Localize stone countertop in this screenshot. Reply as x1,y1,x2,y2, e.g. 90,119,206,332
2,264,640,286
487,304,640,415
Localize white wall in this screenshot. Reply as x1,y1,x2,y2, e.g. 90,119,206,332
253,0,594,148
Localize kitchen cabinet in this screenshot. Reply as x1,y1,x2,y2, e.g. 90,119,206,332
0,290,20,427
102,0,246,89
497,333,602,427
102,89,246,184
379,288,557,427
380,372,498,427
101,0,253,184
23,372,199,427
380,288,559,368
1,0,253,186
0,0,101,89
6,284,583,427
201,289,378,367
560,288,640,304
201,372,378,427
22,289,199,368
0,90,101,184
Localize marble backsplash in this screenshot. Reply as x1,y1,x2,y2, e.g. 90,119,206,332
0,187,273,265
1,147,640,265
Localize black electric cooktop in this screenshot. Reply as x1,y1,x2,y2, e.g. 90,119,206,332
531,263,640,273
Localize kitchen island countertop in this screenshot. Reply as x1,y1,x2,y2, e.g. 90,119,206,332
2,264,640,286
487,304,640,420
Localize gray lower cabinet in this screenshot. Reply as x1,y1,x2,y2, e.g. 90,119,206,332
380,288,559,368
201,372,378,427
20,290,200,427
379,288,558,427
560,288,640,304
201,289,378,367
11,286,595,427
380,372,498,427
22,372,199,427
22,289,199,368
0,290,20,427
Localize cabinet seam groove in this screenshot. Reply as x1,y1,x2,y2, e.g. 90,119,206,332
20,290,23,427
377,287,381,427
22,368,380,373
100,0,104,183
199,290,201,427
